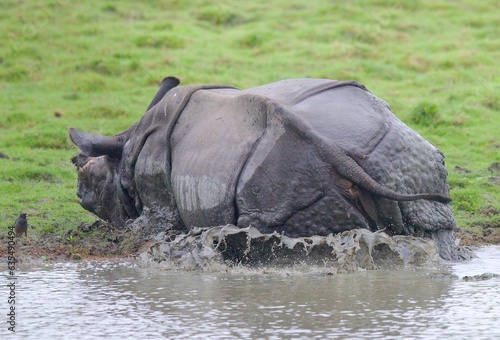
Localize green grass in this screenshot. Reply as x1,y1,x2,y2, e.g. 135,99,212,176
1,0,499,235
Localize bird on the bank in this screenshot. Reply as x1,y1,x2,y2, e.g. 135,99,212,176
14,213,28,237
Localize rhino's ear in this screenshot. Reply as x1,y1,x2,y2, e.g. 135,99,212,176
146,76,180,111
71,153,89,168
69,128,125,159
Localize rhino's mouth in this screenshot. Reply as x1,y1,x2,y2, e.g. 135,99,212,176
71,155,108,214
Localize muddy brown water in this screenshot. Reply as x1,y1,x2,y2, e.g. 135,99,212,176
3,246,499,339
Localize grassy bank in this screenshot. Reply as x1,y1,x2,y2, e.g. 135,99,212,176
1,0,498,242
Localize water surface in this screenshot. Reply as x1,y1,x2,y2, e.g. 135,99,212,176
3,247,499,339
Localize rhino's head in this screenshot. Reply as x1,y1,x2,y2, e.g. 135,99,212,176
70,129,133,227
69,77,180,227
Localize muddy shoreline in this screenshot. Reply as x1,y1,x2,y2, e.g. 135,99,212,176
1,219,496,265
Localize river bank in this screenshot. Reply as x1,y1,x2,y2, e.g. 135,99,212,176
1,220,497,264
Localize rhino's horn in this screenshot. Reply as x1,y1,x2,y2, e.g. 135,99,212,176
146,76,180,111
69,128,125,159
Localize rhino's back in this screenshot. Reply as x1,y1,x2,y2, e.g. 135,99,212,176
167,79,452,233
246,78,393,158
295,83,453,230
251,79,449,197
170,88,267,227
168,79,396,229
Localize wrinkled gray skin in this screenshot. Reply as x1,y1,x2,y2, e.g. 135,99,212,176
69,77,458,260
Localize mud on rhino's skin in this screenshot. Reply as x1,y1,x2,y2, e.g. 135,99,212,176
69,76,458,260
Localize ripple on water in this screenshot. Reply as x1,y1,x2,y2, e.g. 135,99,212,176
5,247,500,339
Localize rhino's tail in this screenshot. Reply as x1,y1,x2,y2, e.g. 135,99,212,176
278,104,452,204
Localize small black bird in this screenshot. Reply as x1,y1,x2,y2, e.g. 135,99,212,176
14,213,28,237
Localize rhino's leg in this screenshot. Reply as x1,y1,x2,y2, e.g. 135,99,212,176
236,128,370,237
370,197,408,235
429,228,457,261
237,186,370,237
397,200,457,257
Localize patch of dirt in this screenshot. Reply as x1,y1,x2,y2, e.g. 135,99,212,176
479,205,499,217
0,220,147,262
489,176,500,185
488,162,500,173
456,224,500,247
454,165,471,173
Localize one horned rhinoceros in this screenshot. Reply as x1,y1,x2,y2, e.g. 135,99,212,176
69,77,458,260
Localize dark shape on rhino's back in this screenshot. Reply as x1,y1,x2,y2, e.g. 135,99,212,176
69,76,458,260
